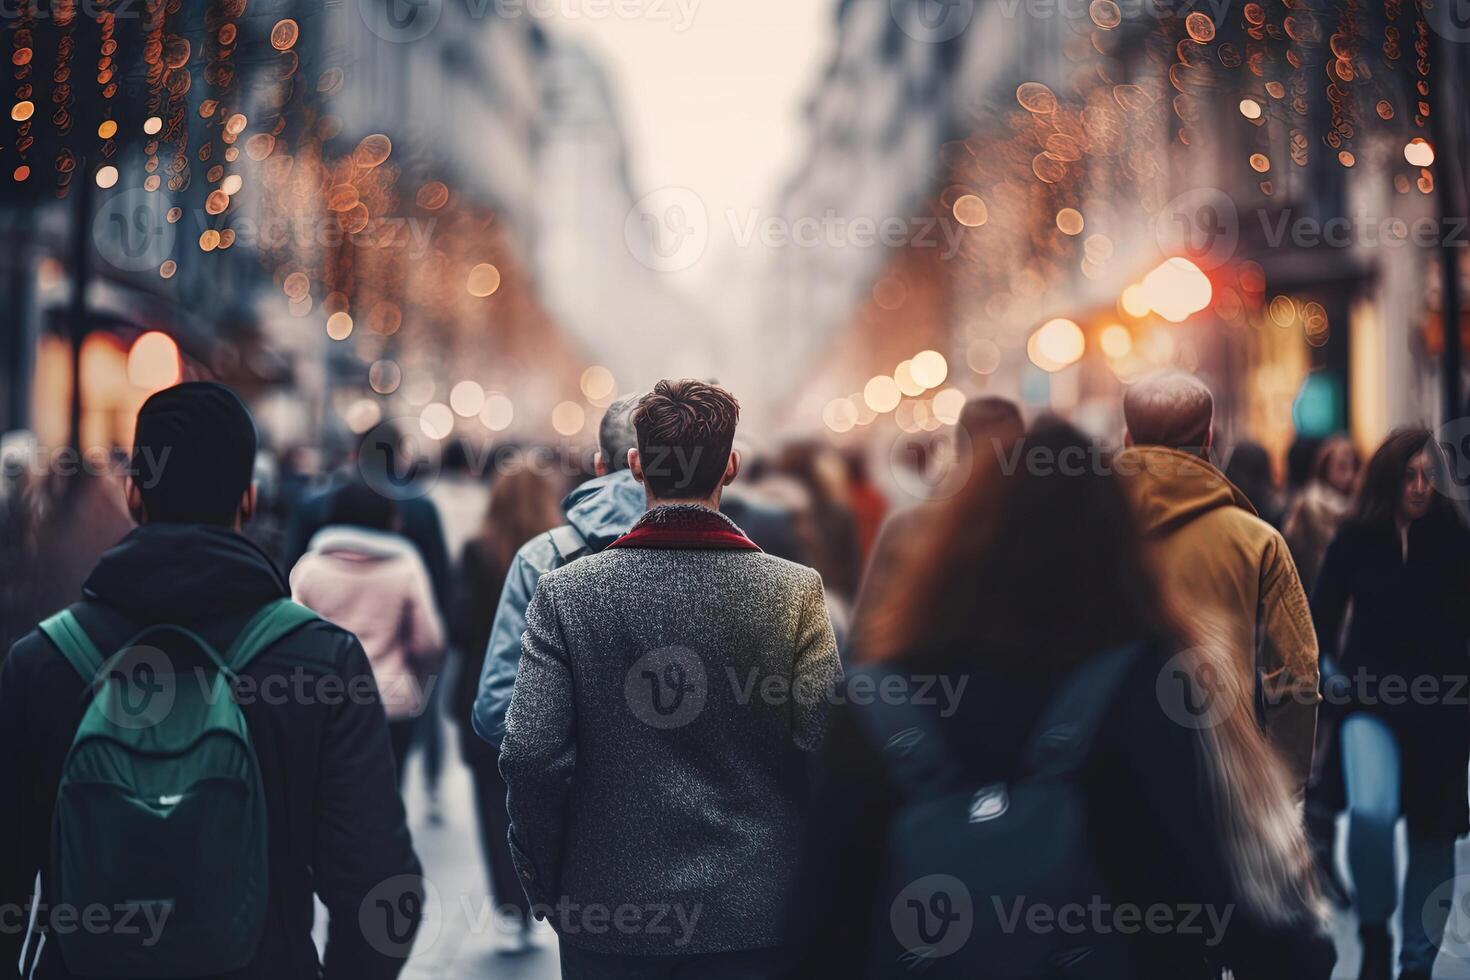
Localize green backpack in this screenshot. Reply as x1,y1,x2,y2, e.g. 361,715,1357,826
38,598,318,978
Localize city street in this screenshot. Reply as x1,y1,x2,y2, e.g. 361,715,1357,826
388,720,1470,980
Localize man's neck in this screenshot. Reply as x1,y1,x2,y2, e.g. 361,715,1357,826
644,492,722,513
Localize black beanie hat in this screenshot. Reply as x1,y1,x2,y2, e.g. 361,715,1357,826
131,381,258,525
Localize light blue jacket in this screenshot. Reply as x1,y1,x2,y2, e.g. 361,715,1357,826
470,469,645,744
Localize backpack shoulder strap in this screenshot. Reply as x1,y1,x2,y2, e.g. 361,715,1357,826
38,609,106,682
847,666,966,802
547,524,588,563
224,598,320,673
1022,644,1144,779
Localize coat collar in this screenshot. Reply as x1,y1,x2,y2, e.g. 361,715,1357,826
606,504,761,552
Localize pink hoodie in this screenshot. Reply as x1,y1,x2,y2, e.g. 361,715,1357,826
290,525,445,720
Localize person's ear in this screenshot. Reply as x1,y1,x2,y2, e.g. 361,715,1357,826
594,451,608,478
1203,426,1215,453
237,484,258,530
628,448,645,485
125,477,147,525
723,449,741,487
1123,428,1135,447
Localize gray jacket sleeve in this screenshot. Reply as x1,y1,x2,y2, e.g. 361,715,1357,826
498,575,577,908
471,541,548,745
793,570,843,753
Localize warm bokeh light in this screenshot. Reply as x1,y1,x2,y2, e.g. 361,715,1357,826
822,397,858,433
552,400,586,436
863,375,902,413
1404,138,1435,167
326,312,353,340
450,380,486,417
1100,324,1133,359
142,115,162,135
1028,318,1085,372
127,332,181,391
419,403,454,440
1238,98,1262,120
344,399,381,434
480,393,514,432
580,365,616,401
952,194,988,227
967,339,1002,375
94,166,118,189
467,263,502,298
910,349,948,388
1055,208,1084,235
893,360,924,397
1141,257,1212,323
1120,283,1151,318
932,387,966,425
369,359,402,395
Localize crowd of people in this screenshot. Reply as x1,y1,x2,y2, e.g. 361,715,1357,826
1,369,1468,980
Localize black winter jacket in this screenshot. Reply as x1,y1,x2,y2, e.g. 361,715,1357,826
0,524,422,980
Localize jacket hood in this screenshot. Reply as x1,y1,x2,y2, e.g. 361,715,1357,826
562,469,645,550
84,523,289,623
1115,446,1257,536
306,524,417,561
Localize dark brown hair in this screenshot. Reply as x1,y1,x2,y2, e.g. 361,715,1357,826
1350,426,1454,527
864,416,1180,672
633,380,741,499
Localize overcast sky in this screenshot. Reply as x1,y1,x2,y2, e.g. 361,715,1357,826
549,0,836,229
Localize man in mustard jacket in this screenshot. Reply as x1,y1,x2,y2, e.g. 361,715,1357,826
1116,371,1320,796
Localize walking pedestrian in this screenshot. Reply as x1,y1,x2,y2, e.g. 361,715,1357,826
471,393,646,745
1284,433,1362,906
790,417,1335,980
1115,370,1320,795
450,459,563,954
852,396,1023,656
499,380,843,978
0,382,422,979
1310,428,1470,980
1284,434,1361,592
291,479,445,787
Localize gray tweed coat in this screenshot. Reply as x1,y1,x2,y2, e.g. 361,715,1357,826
499,507,842,956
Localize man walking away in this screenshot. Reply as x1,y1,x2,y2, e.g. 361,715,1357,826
1115,370,1319,795
0,382,422,980
471,393,645,745
500,380,843,979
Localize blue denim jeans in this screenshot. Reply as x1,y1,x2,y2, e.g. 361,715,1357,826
1341,713,1458,973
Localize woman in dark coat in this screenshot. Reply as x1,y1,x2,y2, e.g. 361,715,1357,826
1311,427,1470,980
449,462,562,954
788,418,1334,980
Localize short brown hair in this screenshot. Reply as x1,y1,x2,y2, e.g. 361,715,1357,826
633,380,741,499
